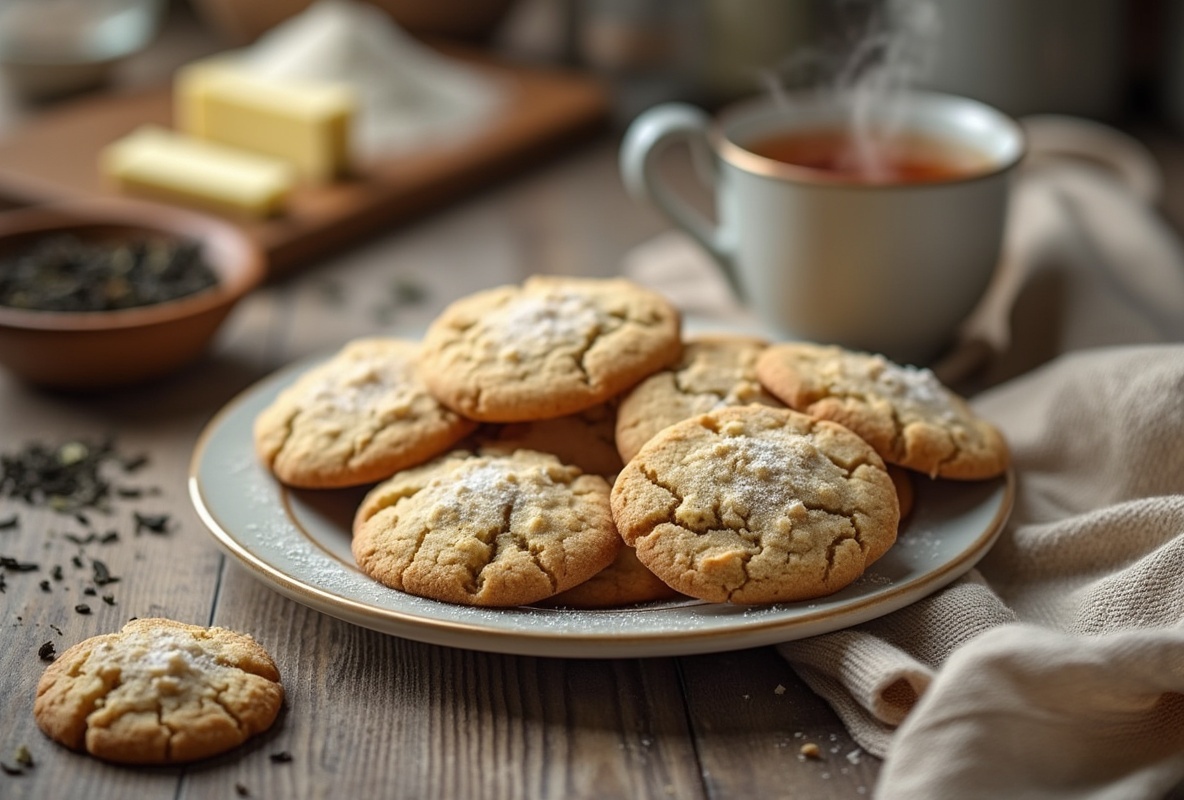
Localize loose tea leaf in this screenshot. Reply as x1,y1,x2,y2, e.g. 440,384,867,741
0,234,218,313
91,559,119,586
74,604,91,615
1,440,113,514
37,641,55,662
0,515,17,530
0,556,38,572
133,512,170,535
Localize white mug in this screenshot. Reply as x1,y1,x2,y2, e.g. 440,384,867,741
619,92,1025,364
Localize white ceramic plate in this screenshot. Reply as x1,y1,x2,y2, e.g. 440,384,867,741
189,356,1014,659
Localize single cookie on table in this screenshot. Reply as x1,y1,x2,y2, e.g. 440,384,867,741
615,333,785,462
254,337,477,488
418,275,682,422
755,343,1009,480
539,546,685,609
34,618,283,765
353,447,623,607
611,405,899,604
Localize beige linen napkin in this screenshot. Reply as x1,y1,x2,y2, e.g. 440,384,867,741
621,117,1184,797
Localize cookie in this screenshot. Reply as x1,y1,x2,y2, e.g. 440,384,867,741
353,447,623,607
611,405,899,604
483,402,623,477
615,334,784,462
418,275,682,422
34,618,283,765
756,343,1009,479
254,337,477,488
540,546,684,609
888,466,916,520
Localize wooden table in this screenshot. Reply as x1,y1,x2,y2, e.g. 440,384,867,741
0,128,885,798
7,6,1184,797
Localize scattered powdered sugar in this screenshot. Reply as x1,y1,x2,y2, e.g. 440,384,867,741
96,631,223,682
707,434,842,515
429,460,519,526
850,571,893,587
896,526,941,553
865,355,954,415
304,354,415,414
484,291,602,356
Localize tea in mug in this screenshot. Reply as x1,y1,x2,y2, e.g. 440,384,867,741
746,128,991,183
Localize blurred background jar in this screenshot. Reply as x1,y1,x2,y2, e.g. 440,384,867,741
0,0,166,100
548,0,1131,122
918,0,1127,120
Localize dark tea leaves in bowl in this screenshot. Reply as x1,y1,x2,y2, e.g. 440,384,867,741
0,234,219,312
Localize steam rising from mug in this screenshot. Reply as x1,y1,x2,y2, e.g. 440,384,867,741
762,0,940,180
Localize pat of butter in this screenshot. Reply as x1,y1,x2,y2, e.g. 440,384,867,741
176,62,355,183
101,126,295,218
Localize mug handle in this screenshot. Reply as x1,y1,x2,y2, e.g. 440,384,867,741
619,103,733,274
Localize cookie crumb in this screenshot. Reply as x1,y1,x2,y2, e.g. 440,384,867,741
774,684,786,695
846,748,863,765
14,746,32,768
799,742,822,759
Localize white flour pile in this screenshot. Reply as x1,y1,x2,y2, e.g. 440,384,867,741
236,0,507,157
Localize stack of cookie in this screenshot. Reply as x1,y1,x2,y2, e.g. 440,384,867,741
253,275,1008,609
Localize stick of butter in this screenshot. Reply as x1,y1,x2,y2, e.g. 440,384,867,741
101,126,296,218
176,62,356,184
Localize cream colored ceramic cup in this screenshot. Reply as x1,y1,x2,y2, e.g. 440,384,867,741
620,92,1025,364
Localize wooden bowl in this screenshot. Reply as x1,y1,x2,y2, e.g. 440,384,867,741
0,199,265,390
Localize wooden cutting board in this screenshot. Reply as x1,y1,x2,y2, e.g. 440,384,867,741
0,53,610,274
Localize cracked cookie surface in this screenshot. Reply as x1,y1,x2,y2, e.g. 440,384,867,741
611,405,898,604
353,448,623,607
34,618,283,764
616,334,785,463
418,276,682,422
755,343,1009,479
254,337,476,488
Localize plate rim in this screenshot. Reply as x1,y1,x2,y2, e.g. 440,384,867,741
189,354,1015,658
